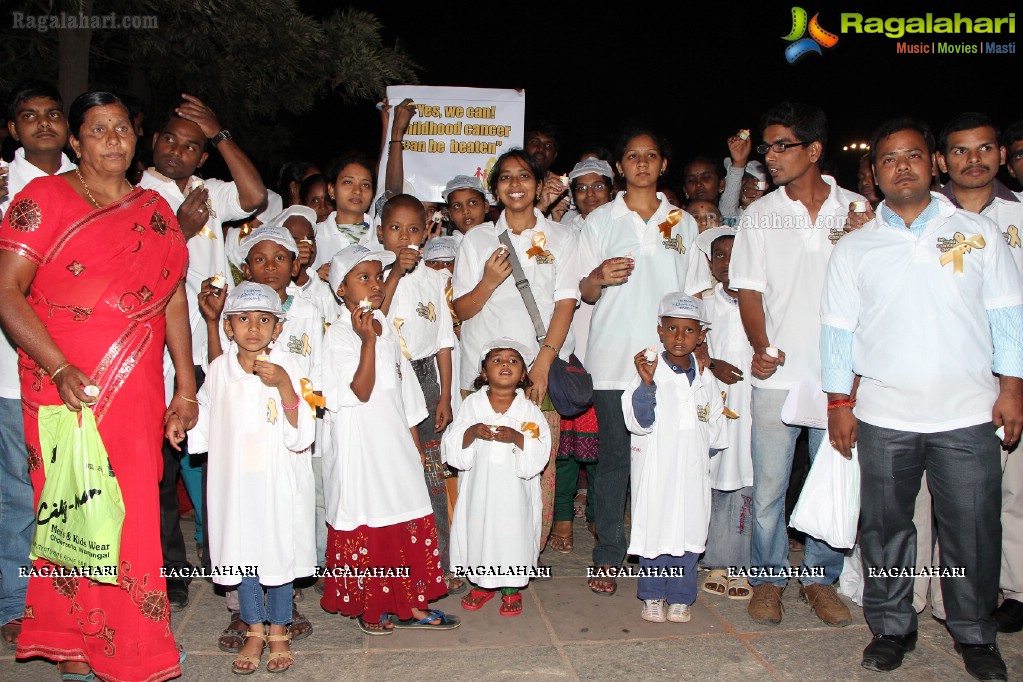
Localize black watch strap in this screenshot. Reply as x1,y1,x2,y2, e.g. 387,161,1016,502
210,129,232,146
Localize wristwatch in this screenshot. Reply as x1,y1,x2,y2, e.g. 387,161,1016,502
210,129,233,147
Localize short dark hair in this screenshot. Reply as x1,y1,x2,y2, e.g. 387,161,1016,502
68,91,128,138
869,117,936,165
760,101,828,163
939,112,999,155
487,149,545,199
153,108,210,150
525,120,559,149
326,153,374,185
381,193,426,224
278,161,317,198
1001,120,1023,149
614,126,672,166
683,154,726,181
299,173,327,205
7,80,63,121
473,348,534,391
710,234,735,254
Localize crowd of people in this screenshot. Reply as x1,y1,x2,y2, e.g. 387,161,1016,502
1,79,1022,681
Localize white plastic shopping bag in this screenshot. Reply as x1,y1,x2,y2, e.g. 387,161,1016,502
789,435,860,549
838,544,864,605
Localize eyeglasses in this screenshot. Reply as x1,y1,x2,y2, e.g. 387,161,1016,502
573,182,608,193
757,140,812,155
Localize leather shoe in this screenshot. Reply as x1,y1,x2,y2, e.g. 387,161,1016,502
993,598,1023,633
861,631,917,672
955,643,1007,682
166,579,190,611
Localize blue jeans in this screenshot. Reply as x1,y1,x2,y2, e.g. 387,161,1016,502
238,576,293,626
637,553,699,605
703,487,753,571
749,387,843,586
0,397,32,626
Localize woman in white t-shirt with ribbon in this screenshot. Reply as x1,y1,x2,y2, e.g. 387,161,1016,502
451,148,579,554
575,127,698,595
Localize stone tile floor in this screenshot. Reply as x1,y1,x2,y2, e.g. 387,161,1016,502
3,516,1016,680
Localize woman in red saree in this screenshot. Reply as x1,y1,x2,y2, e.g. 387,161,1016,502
0,92,195,682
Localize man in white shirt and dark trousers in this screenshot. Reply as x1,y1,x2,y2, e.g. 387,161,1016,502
823,117,1023,680
140,95,266,610
0,80,76,647
730,102,861,628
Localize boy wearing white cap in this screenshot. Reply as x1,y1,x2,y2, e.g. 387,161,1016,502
318,245,457,633
622,293,727,624
693,227,755,600
443,175,490,237
170,281,315,674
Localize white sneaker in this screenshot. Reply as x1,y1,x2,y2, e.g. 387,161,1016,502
641,599,667,623
667,603,691,623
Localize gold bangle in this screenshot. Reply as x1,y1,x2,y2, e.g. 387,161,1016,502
176,393,199,404
541,343,559,354
48,362,71,384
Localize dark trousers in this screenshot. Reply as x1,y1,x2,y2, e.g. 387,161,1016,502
858,420,1001,644
159,365,205,575
591,390,630,567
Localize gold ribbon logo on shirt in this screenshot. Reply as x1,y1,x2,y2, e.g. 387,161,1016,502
721,391,740,420
416,301,437,322
521,422,541,439
267,398,278,425
696,402,710,423
301,378,326,413
392,318,414,361
658,209,683,239
1005,226,1020,249
526,233,554,263
938,232,985,274
287,333,311,356
198,224,217,240
663,234,686,254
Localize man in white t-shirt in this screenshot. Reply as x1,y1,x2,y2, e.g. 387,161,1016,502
730,102,862,628
0,80,76,646
822,117,1022,679
139,95,265,611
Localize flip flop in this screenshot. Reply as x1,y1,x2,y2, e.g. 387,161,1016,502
727,577,753,601
499,592,523,617
445,574,468,595
548,533,574,554
218,611,246,653
702,569,728,596
461,588,496,610
389,609,461,630
588,568,618,597
289,607,313,641
357,615,394,636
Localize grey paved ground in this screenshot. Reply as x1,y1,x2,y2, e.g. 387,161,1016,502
2,516,1019,680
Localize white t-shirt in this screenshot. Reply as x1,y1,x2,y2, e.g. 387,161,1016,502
573,192,698,390
319,308,431,530
729,176,864,390
452,209,579,390
311,211,373,271
139,169,251,370
821,193,1023,433
980,188,1023,275
0,149,77,399
384,261,455,362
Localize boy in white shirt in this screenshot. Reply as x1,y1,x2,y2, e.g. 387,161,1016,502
730,101,863,628
0,79,75,646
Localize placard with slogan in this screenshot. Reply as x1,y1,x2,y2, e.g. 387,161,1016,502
378,85,526,202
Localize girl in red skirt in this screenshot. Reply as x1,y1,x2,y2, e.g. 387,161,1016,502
318,244,460,634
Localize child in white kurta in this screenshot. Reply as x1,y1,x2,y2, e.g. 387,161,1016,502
443,338,550,616
695,228,755,600
622,294,727,623
318,244,456,634
179,281,315,674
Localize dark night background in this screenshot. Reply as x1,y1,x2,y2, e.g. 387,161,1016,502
279,1,1017,192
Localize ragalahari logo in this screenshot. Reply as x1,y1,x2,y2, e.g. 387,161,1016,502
783,7,839,63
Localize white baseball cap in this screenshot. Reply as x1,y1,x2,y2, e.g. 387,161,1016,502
328,244,396,296
239,225,299,259
569,158,614,182
423,237,458,262
442,175,486,203
695,226,738,259
272,204,318,228
479,337,535,368
223,281,286,317
657,292,711,327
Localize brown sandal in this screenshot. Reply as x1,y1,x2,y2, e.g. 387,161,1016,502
219,610,246,653
266,631,294,673
231,628,267,675
548,533,574,553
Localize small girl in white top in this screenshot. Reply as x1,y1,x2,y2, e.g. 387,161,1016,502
444,338,551,616
169,281,315,674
